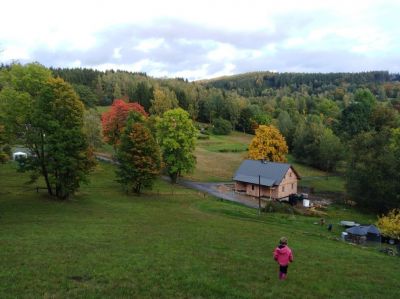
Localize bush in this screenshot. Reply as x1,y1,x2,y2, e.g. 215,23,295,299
212,118,232,135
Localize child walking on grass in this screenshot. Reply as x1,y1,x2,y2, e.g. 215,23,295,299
273,237,293,280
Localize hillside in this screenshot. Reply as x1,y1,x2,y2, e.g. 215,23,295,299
200,71,400,97
1,161,399,298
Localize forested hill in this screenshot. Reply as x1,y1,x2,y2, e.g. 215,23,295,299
200,71,400,97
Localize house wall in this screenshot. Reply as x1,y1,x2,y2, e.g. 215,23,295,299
234,167,299,199
274,168,298,199
235,182,275,198
235,181,247,191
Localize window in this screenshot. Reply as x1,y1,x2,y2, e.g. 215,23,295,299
252,184,254,190
290,172,292,177
292,183,294,189
282,186,285,192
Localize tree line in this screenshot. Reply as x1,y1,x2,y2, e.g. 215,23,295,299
1,63,399,212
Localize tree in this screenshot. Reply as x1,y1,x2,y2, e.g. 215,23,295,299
277,111,294,147
339,88,376,139
83,109,103,149
72,84,98,108
317,128,344,171
212,118,232,135
346,129,400,212
0,124,10,163
22,77,96,199
237,107,254,133
132,81,153,111
150,86,178,116
248,125,288,162
377,209,400,246
293,116,343,171
101,99,147,150
115,116,161,194
157,108,197,183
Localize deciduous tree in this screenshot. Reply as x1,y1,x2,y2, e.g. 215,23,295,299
377,209,400,244
116,116,161,194
83,109,103,149
21,77,96,199
346,128,400,212
150,86,178,116
0,124,10,163
248,125,288,162
157,108,197,183
101,99,147,149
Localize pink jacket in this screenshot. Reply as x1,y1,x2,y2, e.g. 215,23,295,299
273,245,293,266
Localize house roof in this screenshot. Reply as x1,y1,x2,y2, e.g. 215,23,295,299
233,159,299,187
346,225,380,236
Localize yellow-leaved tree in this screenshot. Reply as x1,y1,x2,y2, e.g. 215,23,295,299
248,125,288,162
377,209,400,242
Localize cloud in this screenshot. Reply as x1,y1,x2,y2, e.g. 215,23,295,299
1,1,400,79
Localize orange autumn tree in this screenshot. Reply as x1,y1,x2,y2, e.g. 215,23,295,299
248,125,288,162
101,99,147,149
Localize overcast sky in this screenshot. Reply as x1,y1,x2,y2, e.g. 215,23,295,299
0,0,399,80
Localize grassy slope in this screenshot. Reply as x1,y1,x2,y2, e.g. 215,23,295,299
1,162,398,298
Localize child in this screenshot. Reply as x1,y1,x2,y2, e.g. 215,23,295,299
273,237,293,280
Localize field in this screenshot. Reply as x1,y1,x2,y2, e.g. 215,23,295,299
0,161,399,298
187,132,345,194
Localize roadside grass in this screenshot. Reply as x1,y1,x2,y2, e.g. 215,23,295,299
0,161,398,298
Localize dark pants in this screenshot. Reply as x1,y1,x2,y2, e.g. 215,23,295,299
279,265,288,274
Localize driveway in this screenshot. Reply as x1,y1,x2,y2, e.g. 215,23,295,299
179,180,261,209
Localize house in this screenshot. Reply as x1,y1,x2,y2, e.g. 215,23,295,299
233,160,300,200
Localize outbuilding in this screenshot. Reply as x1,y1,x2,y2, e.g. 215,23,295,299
345,224,381,245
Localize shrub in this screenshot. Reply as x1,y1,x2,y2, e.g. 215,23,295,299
212,118,232,135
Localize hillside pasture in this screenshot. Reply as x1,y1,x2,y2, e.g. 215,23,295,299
0,161,398,298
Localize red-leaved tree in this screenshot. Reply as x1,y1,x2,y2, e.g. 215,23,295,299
101,99,147,149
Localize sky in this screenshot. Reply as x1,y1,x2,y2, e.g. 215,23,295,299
0,0,399,80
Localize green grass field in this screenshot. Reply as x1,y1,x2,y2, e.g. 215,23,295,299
0,162,399,298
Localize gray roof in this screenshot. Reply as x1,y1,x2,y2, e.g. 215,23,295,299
346,225,380,236
233,160,297,187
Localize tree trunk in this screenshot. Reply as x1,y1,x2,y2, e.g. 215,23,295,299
36,138,53,196
170,172,178,184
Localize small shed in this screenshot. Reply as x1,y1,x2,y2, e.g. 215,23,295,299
345,225,381,245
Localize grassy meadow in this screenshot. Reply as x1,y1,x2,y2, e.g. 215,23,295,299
0,161,399,298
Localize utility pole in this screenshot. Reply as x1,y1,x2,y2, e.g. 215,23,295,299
258,175,261,215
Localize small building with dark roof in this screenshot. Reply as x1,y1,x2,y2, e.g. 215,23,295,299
233,159,300,199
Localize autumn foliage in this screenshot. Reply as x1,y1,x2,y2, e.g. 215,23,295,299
101,99,147,147
377,209,400,241
248,125,288,162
